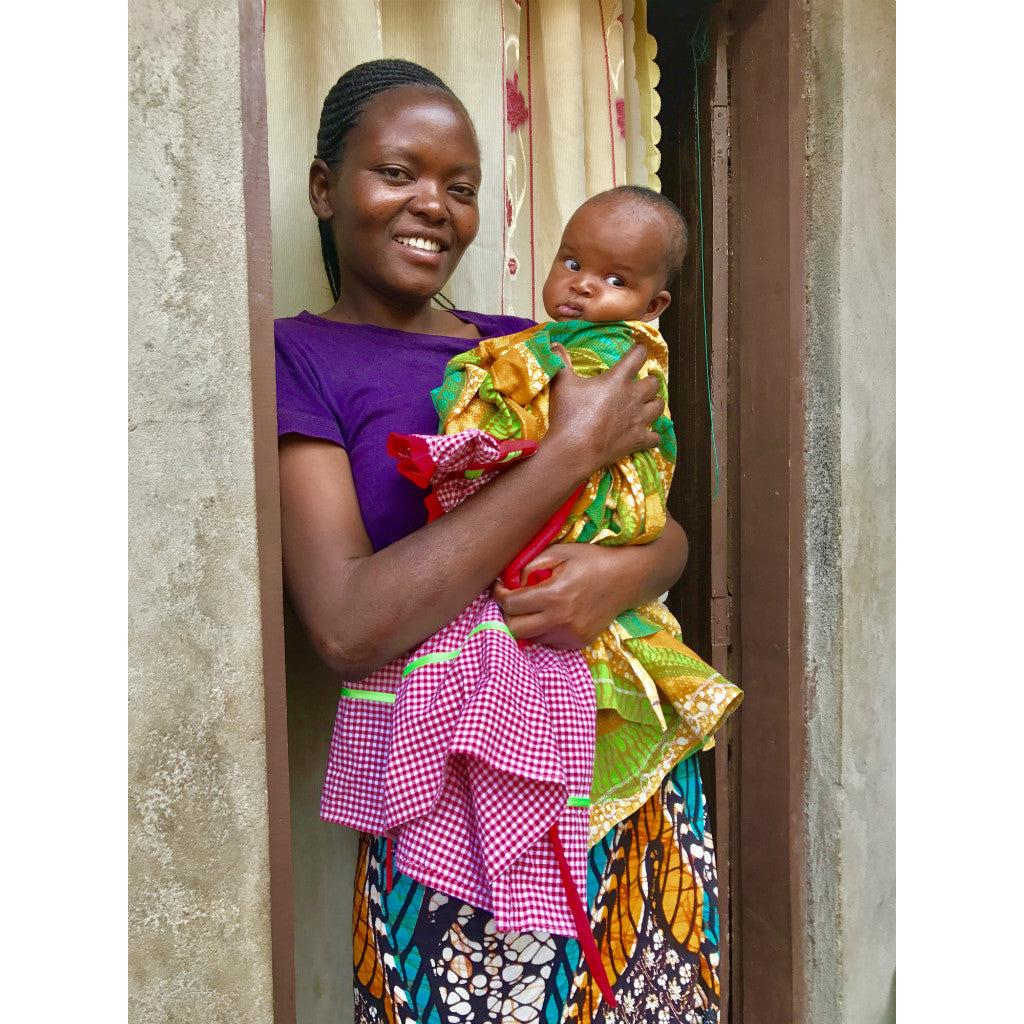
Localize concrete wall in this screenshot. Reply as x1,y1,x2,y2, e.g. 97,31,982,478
128,2,276,1020
126,1,896,1020
804,0,896,1021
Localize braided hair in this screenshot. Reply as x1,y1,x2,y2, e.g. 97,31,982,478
314,59,460,302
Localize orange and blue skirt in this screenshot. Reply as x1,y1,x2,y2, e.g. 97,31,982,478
352,753,720,1024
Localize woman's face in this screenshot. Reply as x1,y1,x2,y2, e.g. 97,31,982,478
320,86,481,311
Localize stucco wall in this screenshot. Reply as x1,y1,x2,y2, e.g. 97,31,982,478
804,0,896,1021
128,1,276,1020
126,1,896,1019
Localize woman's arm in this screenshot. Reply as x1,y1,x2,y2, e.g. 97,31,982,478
280,344,664,679
491,513,688,648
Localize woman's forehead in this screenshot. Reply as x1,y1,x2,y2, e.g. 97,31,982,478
355,86,477,152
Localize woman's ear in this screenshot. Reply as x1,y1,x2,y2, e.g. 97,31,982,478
309,158,334,221
640,290,672,323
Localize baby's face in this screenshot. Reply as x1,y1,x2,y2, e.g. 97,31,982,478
542,200,671,324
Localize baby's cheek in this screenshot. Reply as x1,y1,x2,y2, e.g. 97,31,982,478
540,276,559,319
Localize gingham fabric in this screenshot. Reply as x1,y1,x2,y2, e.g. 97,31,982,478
386,429,538,523
320,660,402,838
386,590,594,935
321,590,595,936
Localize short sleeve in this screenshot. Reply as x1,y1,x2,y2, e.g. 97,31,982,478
275,331,346,448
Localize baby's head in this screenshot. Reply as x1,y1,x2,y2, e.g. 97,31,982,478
542,186,688,324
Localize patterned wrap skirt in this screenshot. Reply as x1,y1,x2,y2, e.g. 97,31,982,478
352,754,720,1024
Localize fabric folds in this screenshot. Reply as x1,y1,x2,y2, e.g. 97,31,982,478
420,319,743,845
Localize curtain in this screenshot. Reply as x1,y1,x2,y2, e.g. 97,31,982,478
266,0,662,321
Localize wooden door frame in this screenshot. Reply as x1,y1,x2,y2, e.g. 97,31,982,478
238,0,813,1019
238,1,297,1022
653,0,810,1020
727,0,810,1020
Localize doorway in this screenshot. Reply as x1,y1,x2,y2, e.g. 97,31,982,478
245,2,812,1021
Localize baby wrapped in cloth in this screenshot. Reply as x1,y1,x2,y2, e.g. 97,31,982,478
380,319,742,943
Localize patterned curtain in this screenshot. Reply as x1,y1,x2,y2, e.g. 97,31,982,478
266,0,661,321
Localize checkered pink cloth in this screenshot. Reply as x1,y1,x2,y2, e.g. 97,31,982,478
386,429,538,523
389,590,594,934
321,431,598,936
320,591,594,936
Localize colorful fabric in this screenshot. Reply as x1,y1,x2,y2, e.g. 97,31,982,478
386,592,595,935
426,319,742,844
352,754,721,1024
320,589,595,936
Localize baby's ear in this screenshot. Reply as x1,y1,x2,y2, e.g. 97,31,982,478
640,290,671,323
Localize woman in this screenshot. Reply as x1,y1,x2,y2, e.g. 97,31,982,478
277,59,720,1023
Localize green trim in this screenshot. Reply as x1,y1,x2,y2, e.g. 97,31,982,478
339,686,397,704
464,469,483,479
402,621,515,678
467,620,514,639
403,651,460,676
567,796,591,808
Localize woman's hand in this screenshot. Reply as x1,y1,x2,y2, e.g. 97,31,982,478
278,347,671,680
544,343,664,477
492,515,689,648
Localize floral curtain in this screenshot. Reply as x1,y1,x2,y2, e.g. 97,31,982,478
266,0,661,321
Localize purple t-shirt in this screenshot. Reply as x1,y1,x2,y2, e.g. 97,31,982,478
275,310,535,552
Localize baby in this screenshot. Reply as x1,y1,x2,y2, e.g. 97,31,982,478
541,184,685,326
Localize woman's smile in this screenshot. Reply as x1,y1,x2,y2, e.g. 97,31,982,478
394,235,444,254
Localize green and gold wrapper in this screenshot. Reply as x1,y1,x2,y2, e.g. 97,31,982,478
433,319,742,846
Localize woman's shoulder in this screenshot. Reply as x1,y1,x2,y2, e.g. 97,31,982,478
454,310,536,339
274,312,403,368
275,310,353,344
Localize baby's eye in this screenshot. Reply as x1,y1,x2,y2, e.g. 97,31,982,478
563,258,581,272
378,166,411,181
605,275,625,288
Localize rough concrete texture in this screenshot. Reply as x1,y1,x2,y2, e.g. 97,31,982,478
804,1,896,1022
128,2,275,1020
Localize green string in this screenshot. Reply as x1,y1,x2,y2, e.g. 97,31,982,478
691,17,721,501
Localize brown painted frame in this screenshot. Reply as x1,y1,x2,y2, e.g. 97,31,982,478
727,0,809,1021
238,0,297,1021
655,1,812,1019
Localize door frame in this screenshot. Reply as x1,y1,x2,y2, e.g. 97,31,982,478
652,0,811,1020
238,1,297,1021
728,0,810,1020
238,1,813,1020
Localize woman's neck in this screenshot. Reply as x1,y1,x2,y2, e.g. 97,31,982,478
316,294,480,339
